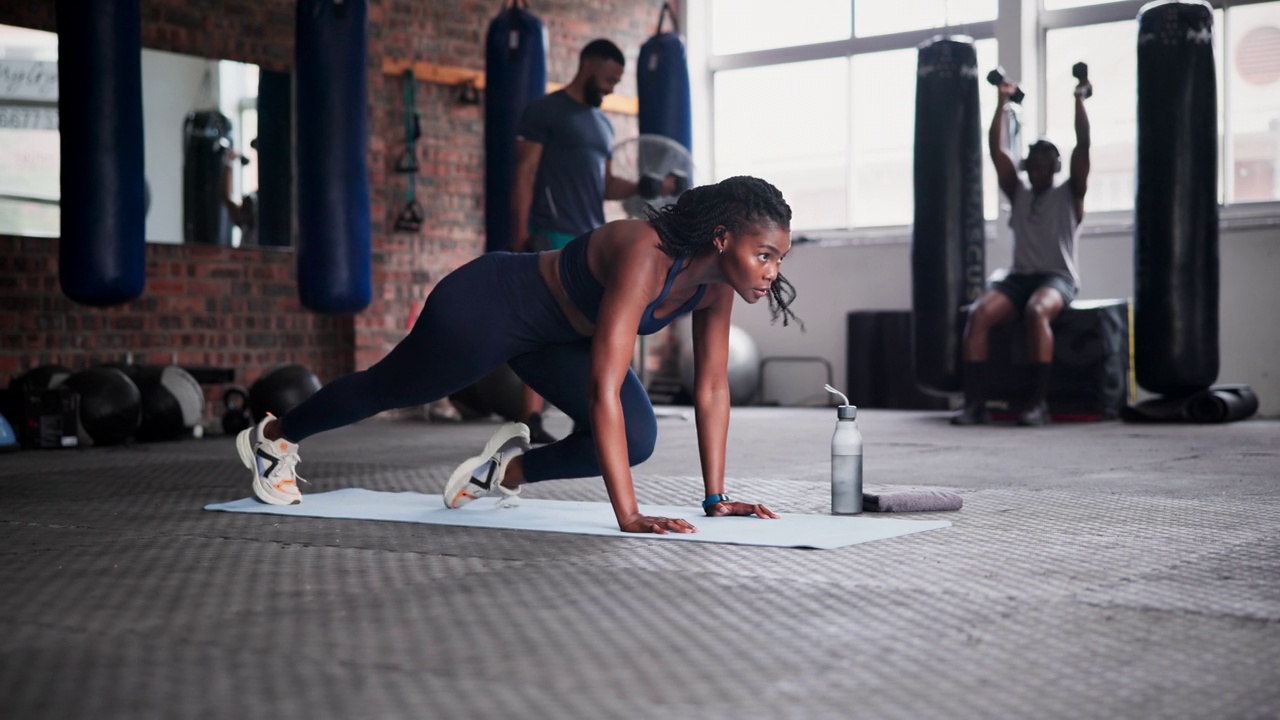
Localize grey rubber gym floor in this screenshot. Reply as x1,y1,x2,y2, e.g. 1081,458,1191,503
2,408,1278,720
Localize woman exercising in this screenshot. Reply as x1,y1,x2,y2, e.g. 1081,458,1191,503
237,176,797,534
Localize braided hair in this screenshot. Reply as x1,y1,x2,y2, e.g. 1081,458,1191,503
645,176,801,327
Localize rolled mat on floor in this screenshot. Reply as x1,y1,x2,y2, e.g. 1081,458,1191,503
1121,384,1259,424
863,489,963,513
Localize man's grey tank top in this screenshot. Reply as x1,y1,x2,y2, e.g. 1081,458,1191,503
1009,179,1081,288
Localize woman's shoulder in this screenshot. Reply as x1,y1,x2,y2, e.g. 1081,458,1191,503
594,218,659,243
591,220,663,258
591,220,667,282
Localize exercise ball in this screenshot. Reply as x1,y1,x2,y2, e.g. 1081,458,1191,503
678,322,761,406
130,366,205,441
62,367,141,446
0,410,15,452
475,363,525,422
249,365,322,423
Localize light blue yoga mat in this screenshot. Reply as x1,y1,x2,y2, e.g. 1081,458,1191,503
205,489,950,549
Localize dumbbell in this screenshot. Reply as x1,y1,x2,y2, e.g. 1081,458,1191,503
986,67,1025,105
638,171,690,200
1072,62,1092,99
670,170,689,195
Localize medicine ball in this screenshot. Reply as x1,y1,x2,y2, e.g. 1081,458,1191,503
249,365,322,423
4,364,72,425
130,366,206,441
62,367,142,446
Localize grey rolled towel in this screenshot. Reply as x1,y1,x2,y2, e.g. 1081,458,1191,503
863,489,963,513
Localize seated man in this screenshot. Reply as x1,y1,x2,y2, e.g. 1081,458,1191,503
953,72,1091,427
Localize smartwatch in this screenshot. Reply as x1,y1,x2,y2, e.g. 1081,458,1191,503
702,493,731,511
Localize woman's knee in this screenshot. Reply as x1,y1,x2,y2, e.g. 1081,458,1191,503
626,422,657,466
622,398,657,466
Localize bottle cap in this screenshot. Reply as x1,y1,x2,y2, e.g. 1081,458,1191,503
837,405,857,420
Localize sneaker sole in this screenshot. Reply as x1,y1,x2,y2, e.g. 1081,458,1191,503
443,453,488,509
236,428,301,506
442,423,530,509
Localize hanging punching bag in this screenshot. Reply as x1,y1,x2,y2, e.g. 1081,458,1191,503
638,2,692,153
484,0,548,253
56,0,146,307
296,0,372,314
256,70,293,248
1135,0,1219,395
911,37,985,396
182,110,234,246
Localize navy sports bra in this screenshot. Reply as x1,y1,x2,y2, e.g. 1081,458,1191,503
557,229,707,336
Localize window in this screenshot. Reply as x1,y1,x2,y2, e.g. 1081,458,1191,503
699,0,1279,231
1227,2,1280,203
1045,8,1275,212
855,0,995,37
849,40,997,227
714,58,850,230
1043,0,1115,10
1044,20,1143,213
711,0,850,55
0,25,60,237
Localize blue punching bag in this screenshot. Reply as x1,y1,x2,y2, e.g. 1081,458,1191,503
637,3,692,153
296,0,372,314
484,0,547,253
56,0,146,307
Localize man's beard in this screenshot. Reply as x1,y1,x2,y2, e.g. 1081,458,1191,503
583,80,605,107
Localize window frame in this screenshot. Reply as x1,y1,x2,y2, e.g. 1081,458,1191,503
694,0,1280,240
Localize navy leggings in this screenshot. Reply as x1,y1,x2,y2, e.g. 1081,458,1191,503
278,252,657,482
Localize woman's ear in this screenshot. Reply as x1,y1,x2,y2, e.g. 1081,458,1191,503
713,225,728,253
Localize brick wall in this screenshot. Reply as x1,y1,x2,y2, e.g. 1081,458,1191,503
363,0,654,370
0,0,667,422
0,235,353,397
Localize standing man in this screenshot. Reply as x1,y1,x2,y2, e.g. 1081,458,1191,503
511,38,669,443
952,71,1092,427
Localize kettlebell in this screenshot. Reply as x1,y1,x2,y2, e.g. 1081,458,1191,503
221,386,252,435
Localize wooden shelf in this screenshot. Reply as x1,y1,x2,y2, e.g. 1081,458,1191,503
382,57,638,116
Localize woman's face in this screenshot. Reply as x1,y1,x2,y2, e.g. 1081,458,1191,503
717,223,792,304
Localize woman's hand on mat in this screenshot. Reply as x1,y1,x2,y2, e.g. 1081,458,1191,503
619,513,698,534
705,501,780,519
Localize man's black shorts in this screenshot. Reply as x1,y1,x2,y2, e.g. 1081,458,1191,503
991,272,1077,309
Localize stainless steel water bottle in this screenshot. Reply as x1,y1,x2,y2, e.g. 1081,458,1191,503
825,384,863,515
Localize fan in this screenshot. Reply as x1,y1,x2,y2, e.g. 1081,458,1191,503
611,133,694,219
611,134,696,421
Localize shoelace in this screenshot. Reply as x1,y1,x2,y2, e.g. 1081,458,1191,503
274,449,309,487
495,483,521,509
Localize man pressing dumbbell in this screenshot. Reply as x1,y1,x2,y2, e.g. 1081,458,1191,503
953,64,1092,427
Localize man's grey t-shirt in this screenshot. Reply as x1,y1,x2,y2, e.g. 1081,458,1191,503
1008,179,1081,288
515,90,614,235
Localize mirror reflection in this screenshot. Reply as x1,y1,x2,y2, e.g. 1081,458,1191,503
0,23,291,248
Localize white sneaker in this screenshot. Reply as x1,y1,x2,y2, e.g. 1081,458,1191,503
443,422,530,509
236,413,304,505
